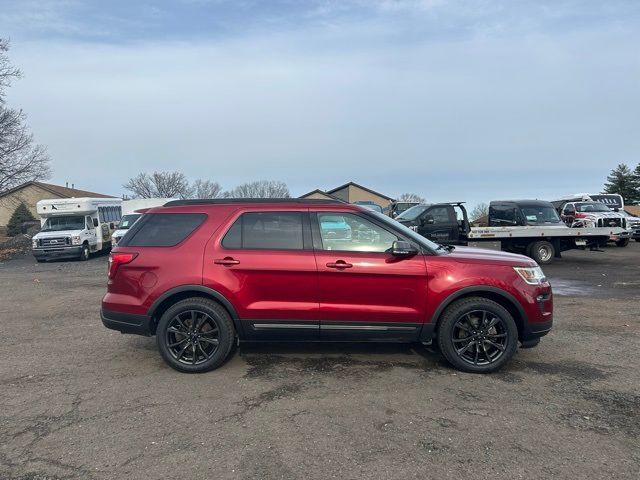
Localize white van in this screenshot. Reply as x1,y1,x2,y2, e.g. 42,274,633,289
111,198,172,246
32,197,122,261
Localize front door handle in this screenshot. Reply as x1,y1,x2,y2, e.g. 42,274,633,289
214,257,240,266
326,260,353,269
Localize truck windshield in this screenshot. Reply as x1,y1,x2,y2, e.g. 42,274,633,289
396,205,429,221
520,206,562,224
41,216,85,232
575,202,611,213
119,214,142,229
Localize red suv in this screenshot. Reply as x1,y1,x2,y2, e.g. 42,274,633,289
102,199,553,373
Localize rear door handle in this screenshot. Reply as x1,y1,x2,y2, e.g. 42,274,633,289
326,260,353,269
214,257,240,266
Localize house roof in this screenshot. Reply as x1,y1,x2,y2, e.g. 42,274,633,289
325,182,394,201
626,205,640,216
298,189,344,201
0,181,115,199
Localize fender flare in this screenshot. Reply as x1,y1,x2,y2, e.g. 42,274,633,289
429,285,528,326
148,285,243,334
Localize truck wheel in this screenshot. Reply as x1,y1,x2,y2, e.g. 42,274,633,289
616,238,629,247
156,297,235,373
528,241,554,265
79,244,90,261
437,297,518,373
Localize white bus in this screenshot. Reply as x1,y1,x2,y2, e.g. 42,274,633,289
32,197,122,261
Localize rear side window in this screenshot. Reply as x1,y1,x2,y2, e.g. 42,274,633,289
121,213,206,247
222,212,303,250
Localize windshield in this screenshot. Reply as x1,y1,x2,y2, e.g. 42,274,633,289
575,202,612,213
41,216,85,232
119,214,142,229
520,206,562,224
396,205,429,221
365,210,441,252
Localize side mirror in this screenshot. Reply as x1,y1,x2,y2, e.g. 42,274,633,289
93,218,99,227
420,215,434,226
109,222,115,229
391,240,418,257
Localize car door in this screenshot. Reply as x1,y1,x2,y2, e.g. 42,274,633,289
417,206,457,243
203,209,319,340
312,211,428,341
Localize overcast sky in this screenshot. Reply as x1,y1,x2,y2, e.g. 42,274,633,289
2,0,639,206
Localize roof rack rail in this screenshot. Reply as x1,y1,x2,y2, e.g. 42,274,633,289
164,198,344,207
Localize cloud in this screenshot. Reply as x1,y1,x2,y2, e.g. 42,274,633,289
1,1,639,204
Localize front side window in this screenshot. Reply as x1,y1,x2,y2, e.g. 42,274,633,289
520,206,561,224
396,205,428,221
317,213,398,253
222,212,304,250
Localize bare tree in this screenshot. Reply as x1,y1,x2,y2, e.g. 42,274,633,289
0,39,51,193
225,180,290,198
191,179,223,199
470,202,489,222
123,171,193,199
397,192,425,203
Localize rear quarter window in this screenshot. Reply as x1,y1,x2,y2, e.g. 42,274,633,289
119,213,206,247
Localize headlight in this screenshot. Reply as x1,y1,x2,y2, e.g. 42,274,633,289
71,236,81,245
513,266,547,285
32,239,38,248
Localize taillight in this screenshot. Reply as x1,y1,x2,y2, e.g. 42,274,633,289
108,252,138,279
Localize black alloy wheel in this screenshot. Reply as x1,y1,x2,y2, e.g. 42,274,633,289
451,310,508,366
437,297,518,373
156,297,235,373
165,310,220,366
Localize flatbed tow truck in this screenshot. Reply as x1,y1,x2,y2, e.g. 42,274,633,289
395,200,630,264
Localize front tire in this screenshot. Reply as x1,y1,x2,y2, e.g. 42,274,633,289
437,297,518,373
79,244,90,261
616,238,629,247
156,298,235,373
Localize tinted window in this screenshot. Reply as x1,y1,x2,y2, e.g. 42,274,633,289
122,213,206,247
427,207,452,224
489,205,516,226
318,213,398,253
222,212,303,250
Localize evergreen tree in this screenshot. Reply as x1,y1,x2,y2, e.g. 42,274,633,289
6,202,36,236
602,164,640,205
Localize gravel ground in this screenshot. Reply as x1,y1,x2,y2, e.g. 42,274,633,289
1,244,639,479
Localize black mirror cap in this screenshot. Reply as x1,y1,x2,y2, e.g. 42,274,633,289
93,218,99,227
392,240,418,257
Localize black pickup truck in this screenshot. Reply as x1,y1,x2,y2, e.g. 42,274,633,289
395,200,618,264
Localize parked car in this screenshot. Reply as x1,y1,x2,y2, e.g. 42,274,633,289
102,199,553,374
352,200,384,213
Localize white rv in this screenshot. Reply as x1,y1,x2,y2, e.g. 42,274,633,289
32,197,122,261
111,198,172,246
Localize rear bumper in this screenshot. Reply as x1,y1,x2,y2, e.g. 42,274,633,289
32,246,82,260
101,308,152,336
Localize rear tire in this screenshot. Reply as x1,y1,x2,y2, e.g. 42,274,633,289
437,297,518,373
156,297,235,373
616,238,629,247
528,240,554,264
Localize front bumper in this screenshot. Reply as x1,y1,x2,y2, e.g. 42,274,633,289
101,308,152,336
32,246,82,260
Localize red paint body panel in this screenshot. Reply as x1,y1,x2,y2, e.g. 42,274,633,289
102,201,552,342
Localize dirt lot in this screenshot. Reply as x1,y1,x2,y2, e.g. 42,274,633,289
1,243,639,480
